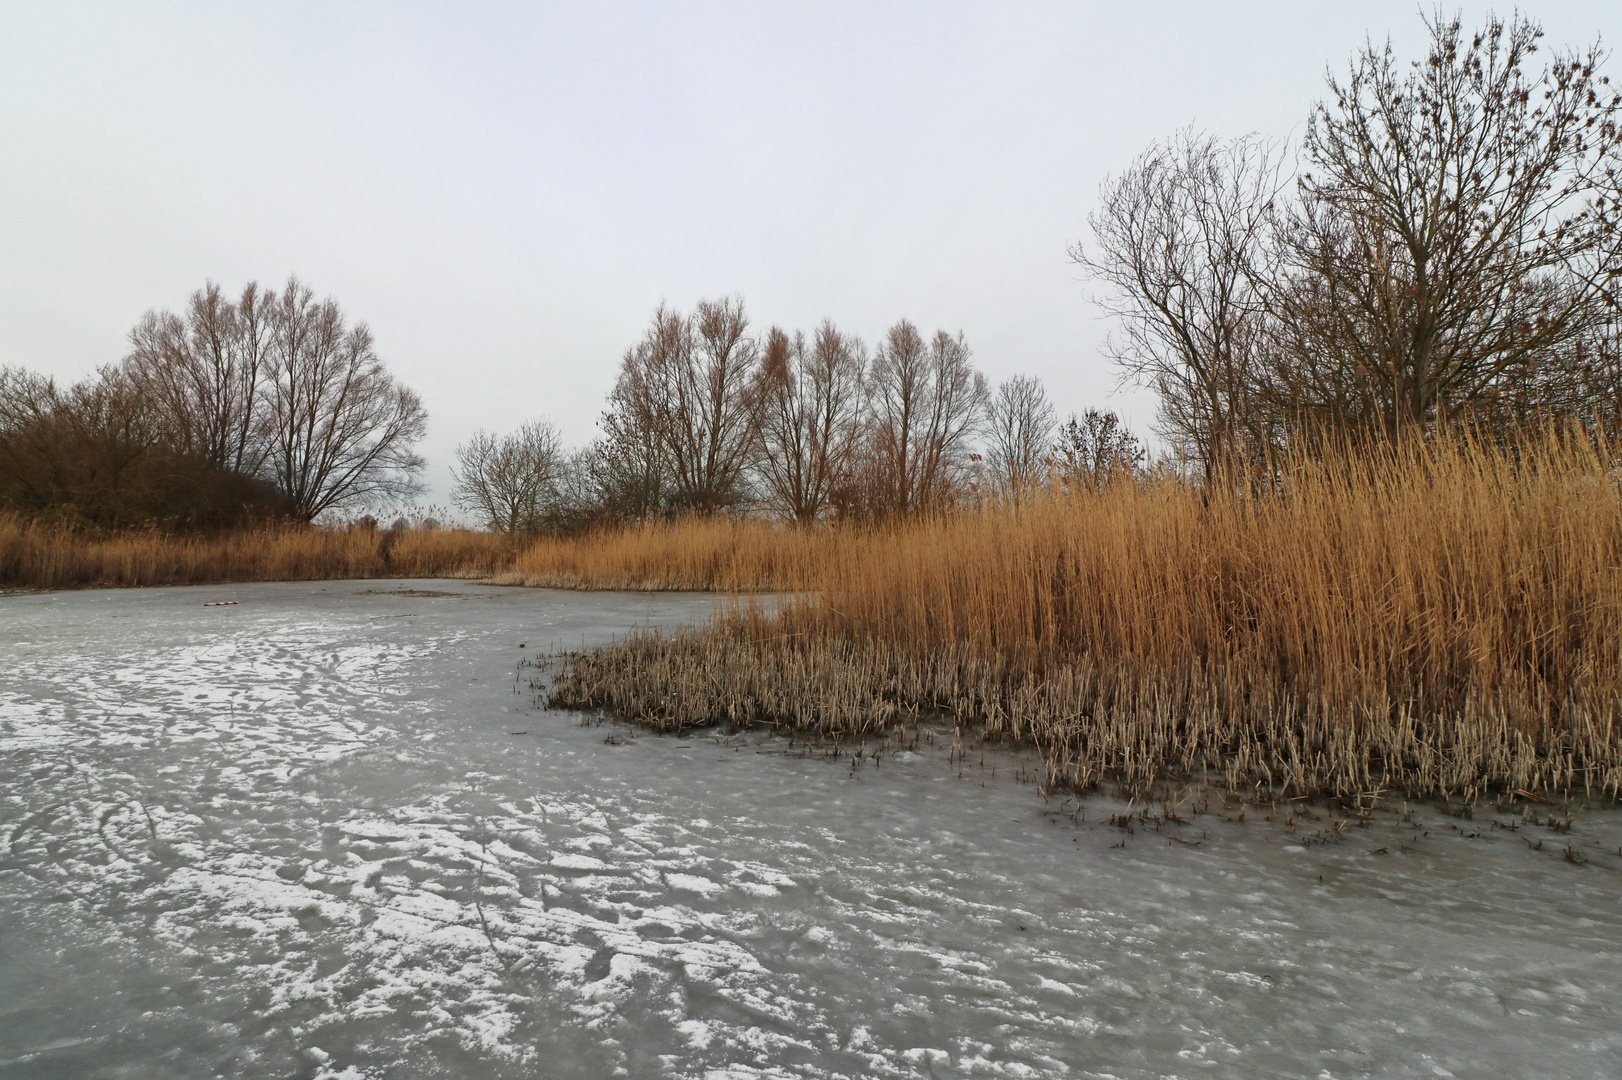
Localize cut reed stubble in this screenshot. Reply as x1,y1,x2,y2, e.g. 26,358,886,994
548,615,1621,803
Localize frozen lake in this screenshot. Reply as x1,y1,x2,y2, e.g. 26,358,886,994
2,580,1621,1079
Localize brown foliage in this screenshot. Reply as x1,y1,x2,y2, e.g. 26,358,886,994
0,364,291,530
490,515,833,592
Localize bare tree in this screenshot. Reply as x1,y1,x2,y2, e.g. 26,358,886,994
867,321,988,515
598,304,682,520
6,277,421,527
1049,409,1145,494
605,298,763,513
260,278,427,521
984,374,1056,505
1073,130,1283,482
754,320,868,524
124,281,273,476
543,443,612,531
1269,12,1622,439
678,296,763,511
451,420,565,535
584,423,670,524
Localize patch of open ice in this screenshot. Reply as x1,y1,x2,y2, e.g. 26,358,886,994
2,581,1621,1080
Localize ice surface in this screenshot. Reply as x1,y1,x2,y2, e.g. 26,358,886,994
2,580,1621,1078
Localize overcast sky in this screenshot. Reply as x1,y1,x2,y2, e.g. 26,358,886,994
2,1,1616,506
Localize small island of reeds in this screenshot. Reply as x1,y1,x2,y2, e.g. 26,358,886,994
542,432,1622,809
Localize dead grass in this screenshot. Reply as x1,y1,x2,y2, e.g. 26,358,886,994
549,432,1622,803
0,516,514,590
491,515,833,591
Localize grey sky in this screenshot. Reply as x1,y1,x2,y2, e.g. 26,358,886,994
2,1,1615,506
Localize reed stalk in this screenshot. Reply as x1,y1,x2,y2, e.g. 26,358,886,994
550,431,1622,802
0,517,514,589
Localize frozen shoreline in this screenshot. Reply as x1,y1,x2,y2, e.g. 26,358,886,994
3,580,1621,1078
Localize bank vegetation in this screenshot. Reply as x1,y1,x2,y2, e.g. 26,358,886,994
548,11,1622,805
0,514,510,591
548,430,1622,804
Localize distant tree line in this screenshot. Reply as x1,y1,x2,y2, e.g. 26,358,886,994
0,277,427,529
27,15,1580,533
1074,10,1622,483
457,11,1622,531
452,296,1143,533
3,272,1132,535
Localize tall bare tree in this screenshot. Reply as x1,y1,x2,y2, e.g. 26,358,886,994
1073,130,1283,481
867,320,988,515
754,320,868,524
984,374,1056,505
451,420,565,535
1271,11,1622,437
605,298,763,513
124,281,273,476
260,278,427,520
598,304,682,520
583,425,670,524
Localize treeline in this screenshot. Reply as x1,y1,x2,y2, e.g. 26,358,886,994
460,11,1622,532
12,11,1616,540
0,278,426,530
1077,11,1622,482
453,302,1141,534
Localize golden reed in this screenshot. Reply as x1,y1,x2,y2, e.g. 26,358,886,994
490,515,831,592
550,432,1622,803
0,518,514,589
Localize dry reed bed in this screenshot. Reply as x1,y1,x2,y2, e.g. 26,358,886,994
551,435,1622,803
0,511,829,593
0,516,514,590
490,516,831,591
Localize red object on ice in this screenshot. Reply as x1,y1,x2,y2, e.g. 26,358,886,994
205,601,240,607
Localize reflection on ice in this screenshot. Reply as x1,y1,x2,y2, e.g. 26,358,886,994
2,580,1620,1078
